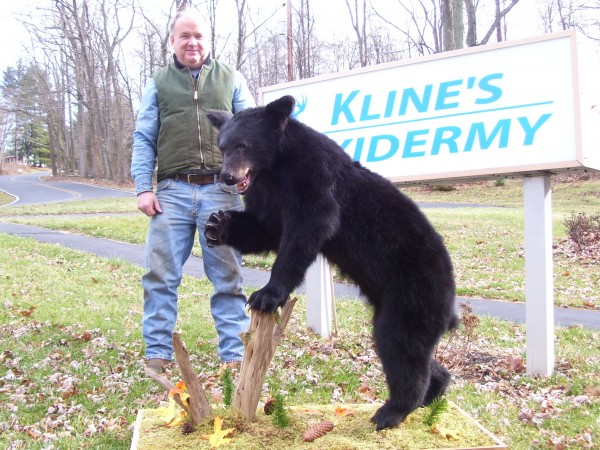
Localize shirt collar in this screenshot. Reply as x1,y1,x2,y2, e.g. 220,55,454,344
173,53,212,70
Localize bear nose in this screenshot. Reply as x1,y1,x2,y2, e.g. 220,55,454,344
220,172,236,185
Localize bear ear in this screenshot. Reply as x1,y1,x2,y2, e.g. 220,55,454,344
206,110,233,129
265,95,295,129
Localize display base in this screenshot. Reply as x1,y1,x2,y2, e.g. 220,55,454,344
131,402,506,450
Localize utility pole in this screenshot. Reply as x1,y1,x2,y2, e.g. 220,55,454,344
287,0,293,81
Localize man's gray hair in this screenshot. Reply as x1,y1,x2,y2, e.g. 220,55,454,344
169,8,211,36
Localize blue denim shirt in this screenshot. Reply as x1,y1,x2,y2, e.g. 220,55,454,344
131,68,255,195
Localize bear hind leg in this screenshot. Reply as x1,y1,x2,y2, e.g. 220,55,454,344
371,311,433,430
422,359,452,406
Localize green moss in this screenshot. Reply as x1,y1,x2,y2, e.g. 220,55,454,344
134,403,504,449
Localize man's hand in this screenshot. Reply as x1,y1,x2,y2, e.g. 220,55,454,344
137,191,162,216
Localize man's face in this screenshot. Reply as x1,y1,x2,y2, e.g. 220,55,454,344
170,13,209,70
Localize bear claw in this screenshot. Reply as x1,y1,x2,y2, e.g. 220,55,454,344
371,403,408,431
205,210,229,247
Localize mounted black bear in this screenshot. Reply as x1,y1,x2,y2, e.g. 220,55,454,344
205,95,458,430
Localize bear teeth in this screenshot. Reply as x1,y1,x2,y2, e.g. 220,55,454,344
236,178,249,194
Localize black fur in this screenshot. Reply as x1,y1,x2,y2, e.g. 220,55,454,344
206,95,458,430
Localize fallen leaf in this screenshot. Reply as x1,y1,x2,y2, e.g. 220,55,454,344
169,385,190,405
506,355,525,373
202,416,235,448
20,305,36,317
295,408,323,414
156,397,187,427
334,406,356,417
432,424,460,440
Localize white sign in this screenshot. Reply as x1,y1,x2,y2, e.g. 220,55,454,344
260,30,600,183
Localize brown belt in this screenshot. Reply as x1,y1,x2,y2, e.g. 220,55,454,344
173,173,218,185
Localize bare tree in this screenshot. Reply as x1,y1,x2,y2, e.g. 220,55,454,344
440,0,463,50
16,0,137,181
372,0,441,56
0,101,14,174
477,0,521,45
293,0,316,79
344,0,369,67
540,0,600,41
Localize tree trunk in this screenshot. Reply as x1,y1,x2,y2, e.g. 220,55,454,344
233,298,297,422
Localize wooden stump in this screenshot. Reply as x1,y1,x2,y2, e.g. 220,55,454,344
172,333,212,423
144,333,211,425
233,298,297,422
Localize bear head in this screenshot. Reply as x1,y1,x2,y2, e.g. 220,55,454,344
207,95,296,194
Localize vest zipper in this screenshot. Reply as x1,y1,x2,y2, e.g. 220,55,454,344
189,68,204,165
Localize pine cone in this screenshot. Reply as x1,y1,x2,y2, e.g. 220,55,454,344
302,421,334,442
181,421,195,435
264,398,276,415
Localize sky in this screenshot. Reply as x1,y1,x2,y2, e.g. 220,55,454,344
1,2,31,75
0,0,543,78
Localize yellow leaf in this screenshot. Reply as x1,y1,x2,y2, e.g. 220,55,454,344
158,399,177,424
202,416,235,448
157,398,187,426
165,411,186,428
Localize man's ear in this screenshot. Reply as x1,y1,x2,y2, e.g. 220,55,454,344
207,110,233,129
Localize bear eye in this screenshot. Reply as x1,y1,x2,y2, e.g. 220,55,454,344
235,142,247,150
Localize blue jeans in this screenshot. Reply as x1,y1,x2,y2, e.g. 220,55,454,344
142,177,250,362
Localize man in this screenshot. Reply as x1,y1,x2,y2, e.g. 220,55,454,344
131,8,253,373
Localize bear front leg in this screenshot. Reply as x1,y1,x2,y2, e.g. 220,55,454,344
204,210,279,254
247,283,289,313
247,235,323,313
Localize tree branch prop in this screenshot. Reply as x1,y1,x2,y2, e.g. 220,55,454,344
172,332,212,424
233,297,297,422
143,367,191,414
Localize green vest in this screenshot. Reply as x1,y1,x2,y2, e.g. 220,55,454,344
153,59,235,181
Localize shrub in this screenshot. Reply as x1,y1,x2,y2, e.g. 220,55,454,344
563,212,600,253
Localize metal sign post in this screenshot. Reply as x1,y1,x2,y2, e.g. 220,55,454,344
305,254,334,337
524,174,555,375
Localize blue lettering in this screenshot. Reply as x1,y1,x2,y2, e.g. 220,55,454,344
402,130,429,158
384,91,397,118
340,137,365,161
367,135,399,162
435,80,462,110
399,85,432,115
476,73,503,104
360,95,381,121
518,114,551,145
331,91,359,125
431,127,461,155
465,120,511,151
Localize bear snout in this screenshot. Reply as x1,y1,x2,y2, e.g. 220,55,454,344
220,171,238,185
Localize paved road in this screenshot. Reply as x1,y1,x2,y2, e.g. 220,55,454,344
0,171,134,206
0,220,598,330
0,172,598,329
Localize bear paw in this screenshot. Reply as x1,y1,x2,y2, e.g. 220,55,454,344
370,402,408,431
247,285,288,313
204,210,230,247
